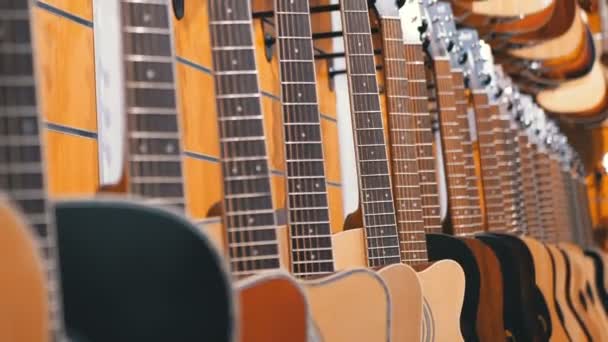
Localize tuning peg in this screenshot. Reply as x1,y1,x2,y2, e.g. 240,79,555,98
446,40,454,52
418,19,428,33
480,74,491,86
458,52,468,65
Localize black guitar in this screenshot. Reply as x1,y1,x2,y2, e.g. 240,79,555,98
0,1,233,341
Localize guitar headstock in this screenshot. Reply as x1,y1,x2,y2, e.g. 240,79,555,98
421,0,452,58
373,0,401,19
457,29,478,87
468,37,492,91
400,0,426,43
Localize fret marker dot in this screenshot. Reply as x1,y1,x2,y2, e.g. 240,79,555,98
248,217,255,224
358,42,362,47
252,248,258,256
309,228,314,233
380,229,384,234
296,184,301,189
255,165,262,172
165,143,175,154
301,132,306,138
421,175,426,180
385,193,389,198
297,92,302,98
237,105,243,112
226,7,232,14
315,183,320,188
383,250,386,255
413,253,417,258
232,167,238,174
232,59,238,65
310,253,316,260
294,48,299,54
401,135,405,141
402,203,406,208
139,143,147,153
146,69,156,80
143,13,151,23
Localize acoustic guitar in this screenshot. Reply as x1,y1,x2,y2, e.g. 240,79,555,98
0,1,232,341
404,3,505,341
463,31,552,341
51,1,235,341
512,97,572,341
375,1,467,341
205,1,313,340
272,1,393,341
331,1,430,341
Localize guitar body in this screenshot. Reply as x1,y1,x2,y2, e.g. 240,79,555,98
426,233,503,342
477,233,551,341
236,273,308,342
546,244,590,341
0,199,49,342
54,200,234,342
416,259,466,341
521,237,570,341
559,244,608,341
585,248,608,313
332,228,418,342
303,268,392,342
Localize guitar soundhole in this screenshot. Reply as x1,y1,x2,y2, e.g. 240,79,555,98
579,290,588,311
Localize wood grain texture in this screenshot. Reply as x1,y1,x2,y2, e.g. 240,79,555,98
34,7,96,132
0,200,49,342
45,131,99,197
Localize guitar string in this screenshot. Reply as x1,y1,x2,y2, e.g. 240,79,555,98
382,16,428,265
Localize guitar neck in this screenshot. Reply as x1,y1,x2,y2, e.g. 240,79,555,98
517,134,543,237
341,0,402,267
121,0,186,211
208,0,281,275
380,16,428,265
427,58,471,235
274,0,335,277
490,106,523,232
470,92,506,231
533,150,557,242
451,69,483,232
0,1,65,339
548,157,570,242
403,43,442,234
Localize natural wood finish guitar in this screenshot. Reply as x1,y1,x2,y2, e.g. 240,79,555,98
377,2,466,340
206,2,309,340
0,199,49,342
273,1,392,341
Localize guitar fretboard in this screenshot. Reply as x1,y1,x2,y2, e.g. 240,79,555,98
0,1,65,339
490,107,522,232
208,0,280,275
275,0,335,277
533,150,556,242
517,134,542,237
471,92,505,231
381,17,428,265
427,58,471,235
341,0,402,267
121,0,186,212
403,43,442,234
451,70,483,232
